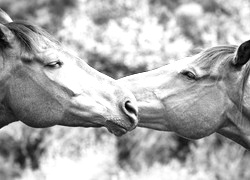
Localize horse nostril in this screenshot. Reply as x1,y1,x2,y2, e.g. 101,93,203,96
124,101,138,116
122,100,138,130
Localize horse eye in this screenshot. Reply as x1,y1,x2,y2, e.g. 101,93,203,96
45,61,63,68
181,70,197,80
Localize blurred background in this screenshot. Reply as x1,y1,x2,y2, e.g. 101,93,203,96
1,0,250,179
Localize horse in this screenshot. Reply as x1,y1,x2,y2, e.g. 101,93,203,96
118,40,250,149
0,9,138,136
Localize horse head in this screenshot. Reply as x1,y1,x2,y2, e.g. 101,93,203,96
119,40,250,149
0,9,138,136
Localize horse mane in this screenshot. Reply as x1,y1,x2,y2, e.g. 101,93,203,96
3,21,59,52
194,45,237,71
194,45,250,94
196,45,250,87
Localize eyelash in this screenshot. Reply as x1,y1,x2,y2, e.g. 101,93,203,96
45,61,63,68
181,70,197,80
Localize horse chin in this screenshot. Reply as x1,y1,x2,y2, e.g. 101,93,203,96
105,120,128,136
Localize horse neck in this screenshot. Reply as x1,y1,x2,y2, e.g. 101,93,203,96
0,103,16,128
217,69,250,149
0,83,16,128
0,60,17,128
218,105,250,150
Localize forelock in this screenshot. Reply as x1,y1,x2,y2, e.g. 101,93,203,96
4,21,59,52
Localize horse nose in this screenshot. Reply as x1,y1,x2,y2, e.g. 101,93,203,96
121,100,138,130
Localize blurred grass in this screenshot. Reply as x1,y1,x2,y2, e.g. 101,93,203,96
1,0,250,179
15,132,250,180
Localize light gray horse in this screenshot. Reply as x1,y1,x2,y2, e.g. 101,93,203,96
119,40,250,149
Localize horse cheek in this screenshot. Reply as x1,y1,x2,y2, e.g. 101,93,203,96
8,75,64,127
193,91,226,135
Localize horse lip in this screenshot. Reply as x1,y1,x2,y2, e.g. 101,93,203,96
106,120,128,136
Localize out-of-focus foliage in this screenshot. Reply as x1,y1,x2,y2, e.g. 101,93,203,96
0,0,76,33
1,0,250,179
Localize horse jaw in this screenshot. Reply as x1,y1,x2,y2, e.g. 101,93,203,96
0,67,17,128
0,102,17,128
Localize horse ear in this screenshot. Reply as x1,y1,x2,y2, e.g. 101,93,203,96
0,9,13,24
232,40,250,67
0,24,15,48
